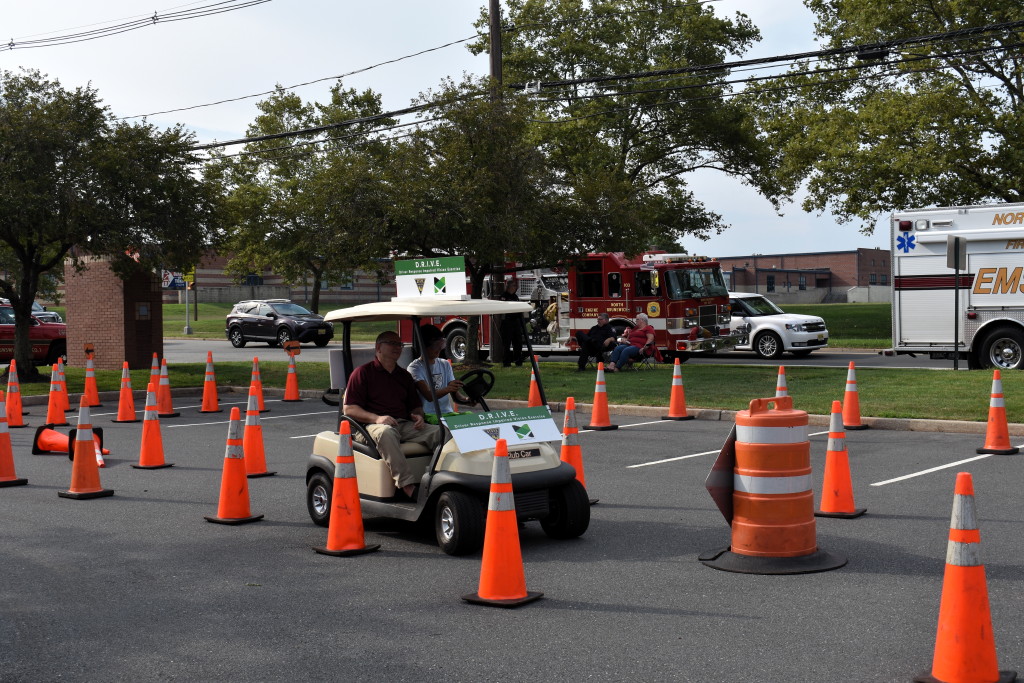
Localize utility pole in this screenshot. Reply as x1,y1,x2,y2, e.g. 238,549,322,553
485,0,505,365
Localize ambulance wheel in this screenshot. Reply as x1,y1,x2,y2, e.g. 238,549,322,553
980,326,1024,371
435,491,485,556
307,471,333,527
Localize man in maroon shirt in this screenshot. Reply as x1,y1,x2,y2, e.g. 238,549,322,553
343,331,441,499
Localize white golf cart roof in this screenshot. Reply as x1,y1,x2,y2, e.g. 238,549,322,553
324,298,533,323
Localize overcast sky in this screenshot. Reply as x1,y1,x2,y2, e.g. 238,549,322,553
4,0,890,258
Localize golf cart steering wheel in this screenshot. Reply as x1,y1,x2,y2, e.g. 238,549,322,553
453,369,495,408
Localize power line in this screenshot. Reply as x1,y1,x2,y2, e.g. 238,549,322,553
3,0,271,52
119,33,481,120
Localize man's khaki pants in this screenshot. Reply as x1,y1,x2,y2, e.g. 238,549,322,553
357,420,440,489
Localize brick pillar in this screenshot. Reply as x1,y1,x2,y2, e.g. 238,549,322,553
63,256,163,371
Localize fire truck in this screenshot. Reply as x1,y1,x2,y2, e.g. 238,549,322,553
408,252,737,363
891,202,1024,370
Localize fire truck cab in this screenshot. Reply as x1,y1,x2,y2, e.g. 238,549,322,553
891,202,1024,370
432,252,737,363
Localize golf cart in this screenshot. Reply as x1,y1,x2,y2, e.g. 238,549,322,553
307,298,590,555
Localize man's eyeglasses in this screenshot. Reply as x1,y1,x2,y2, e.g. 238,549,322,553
380,340,405,348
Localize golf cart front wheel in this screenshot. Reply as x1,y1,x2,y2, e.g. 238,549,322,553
541,480,591,539
307,471,333,527
435,490,485,556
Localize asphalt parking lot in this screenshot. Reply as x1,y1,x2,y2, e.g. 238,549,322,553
2,395,1022,682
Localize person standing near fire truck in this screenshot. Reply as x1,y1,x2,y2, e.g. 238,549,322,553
496,279,524,367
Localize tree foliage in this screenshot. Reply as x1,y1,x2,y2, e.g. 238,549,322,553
472,0,777,250
754,0,1024,229
215,82,394,312
0,69,219,375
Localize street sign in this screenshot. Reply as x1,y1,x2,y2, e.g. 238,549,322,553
161,270,186,290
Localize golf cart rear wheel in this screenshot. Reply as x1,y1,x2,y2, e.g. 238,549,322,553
307,472,332,527
541,480,591,539
435,490,485,556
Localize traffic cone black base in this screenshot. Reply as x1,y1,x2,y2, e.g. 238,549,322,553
246,471,277,479
698,546,847,575
584,424,618,431
198,408,223,414
815,508,866,519
977,446,1019,455
0,477,28,487
58,489,114,500
66,428,104,459
132,462,175,470
160,411,181,418
111,417,141,423
913,673,1016,683
313,544,380,557
462,591,544,608
661,415,695,421
204,513,264,525
845,424,869,431
31,424,64,455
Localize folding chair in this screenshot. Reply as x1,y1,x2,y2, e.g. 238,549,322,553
623,343,658,371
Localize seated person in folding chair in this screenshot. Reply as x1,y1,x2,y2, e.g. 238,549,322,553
407,325,463,425
343,331,442,499
606,313,656,372
574,312,618,371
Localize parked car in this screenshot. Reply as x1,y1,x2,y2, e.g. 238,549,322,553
0,304,68,365
225,299,333,348
729,292,828,359
31,302,63,324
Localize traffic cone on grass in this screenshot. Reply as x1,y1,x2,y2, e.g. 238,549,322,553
977,370,1018,455
133,383,173,469
526,367,543,407
913,472,1016,683
561,397,597,505
584,362,617,431
6,359,27,427
0,392,27,487
242,383,275,478
662,358,694,421
815,400,865,518
82,354,102,407
111,362,139,423
283,353,302,402
842,361,868,430
462,438,543,608
313,421,379,556
57,397,113,499
199,351,222,413
776,365,789,398
156,358,179,418
250,357,269,412
204,407,263,525
44,364,69,427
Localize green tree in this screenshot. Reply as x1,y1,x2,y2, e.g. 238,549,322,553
754,0,1024,229
472,0,777,249
217,82,394,313
0,69,219,378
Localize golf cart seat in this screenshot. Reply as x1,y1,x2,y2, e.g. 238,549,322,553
338,416,432,499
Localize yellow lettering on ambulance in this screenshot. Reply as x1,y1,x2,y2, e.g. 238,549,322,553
973,268,996,294
992,267,1021,294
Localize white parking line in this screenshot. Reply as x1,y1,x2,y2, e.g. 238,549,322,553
870,454,996,486
164,410,335,428
626,430,830,468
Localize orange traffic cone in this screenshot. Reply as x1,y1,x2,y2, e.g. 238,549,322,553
662,358,695,421
776,365,789,398
842,361,868,430
133,382,173,469
584,362,617,431
0,391,27,487
250,357,269,412
977,370,1019,455
57,397,113,499
463,438,543,608
560,397,597,505
7,359,27,428
283,353,302,402
204,407,263,525
526,367,543,407
111,362,140,423
199,351,222,413
242,383,275,478
815,400,866,519
913,472,1016,683
56,358,70,412
149,352,160,389
82,354,102,407
313,422,380,556
156,358,180,418
32,425,69,454
44,364,69,427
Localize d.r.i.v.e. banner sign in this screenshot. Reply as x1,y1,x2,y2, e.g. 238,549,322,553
394,256,467,299
442,407,561,453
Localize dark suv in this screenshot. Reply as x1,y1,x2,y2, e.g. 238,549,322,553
225,299,333,348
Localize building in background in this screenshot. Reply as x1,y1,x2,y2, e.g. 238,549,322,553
715,248,890,304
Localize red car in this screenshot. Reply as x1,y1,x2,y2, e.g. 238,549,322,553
0,305,67,366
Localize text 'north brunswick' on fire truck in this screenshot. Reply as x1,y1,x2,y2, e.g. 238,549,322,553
401,251,739,363
891,202,1024,370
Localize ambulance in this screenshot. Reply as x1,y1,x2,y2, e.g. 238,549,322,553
891,202,1024,369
